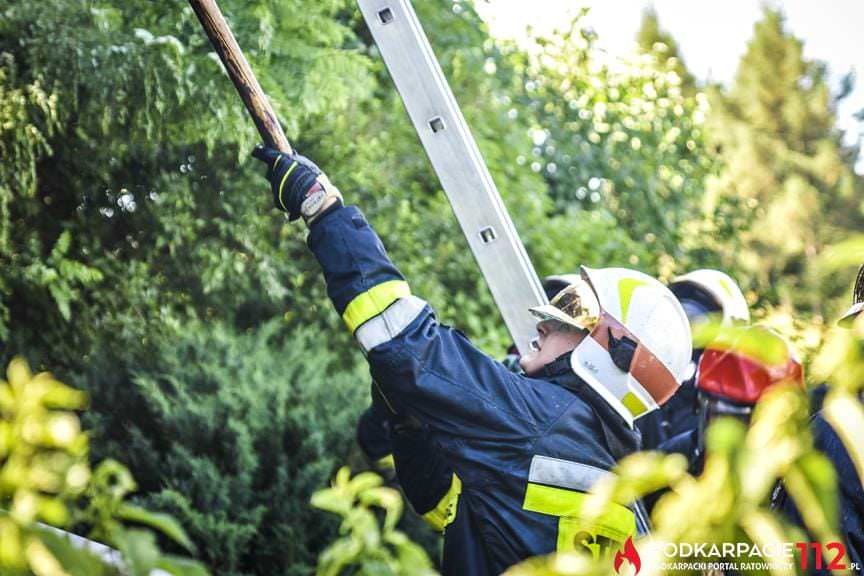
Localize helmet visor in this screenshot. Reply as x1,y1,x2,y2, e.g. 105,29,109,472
529,279,601,333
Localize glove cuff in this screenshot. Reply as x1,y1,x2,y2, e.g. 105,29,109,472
302,175,343,224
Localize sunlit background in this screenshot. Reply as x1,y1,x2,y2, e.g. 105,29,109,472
476,0,864,171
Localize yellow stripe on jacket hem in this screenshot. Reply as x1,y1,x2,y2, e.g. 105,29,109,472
422,474,462,532
522,483,635,541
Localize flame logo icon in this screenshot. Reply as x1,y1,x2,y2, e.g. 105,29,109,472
614,536,641,575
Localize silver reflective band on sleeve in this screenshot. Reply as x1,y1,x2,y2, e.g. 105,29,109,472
355,296,427,352
528,455,612,492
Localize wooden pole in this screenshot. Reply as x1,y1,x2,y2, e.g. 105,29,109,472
188,0,292,153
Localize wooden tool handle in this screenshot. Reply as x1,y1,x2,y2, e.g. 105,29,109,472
188,0,292,152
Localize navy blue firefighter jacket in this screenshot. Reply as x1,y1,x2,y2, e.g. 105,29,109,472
309,205,648,574
636,350,702,450
357,401,462,535
774,412,863,573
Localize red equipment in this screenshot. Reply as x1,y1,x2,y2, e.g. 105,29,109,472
697,327,803,405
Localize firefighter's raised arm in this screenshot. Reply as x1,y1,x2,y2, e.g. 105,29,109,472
252,145,550,435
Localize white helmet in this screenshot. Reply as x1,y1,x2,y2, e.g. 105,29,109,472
669,269,749,326
530,266,692,427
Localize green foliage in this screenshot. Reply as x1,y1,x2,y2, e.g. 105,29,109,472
505,17,719,270
0,0,375,375
0,357,205,576
705,8,861,313
0,357,90,572
80,321,367,576
80,460,207,576
312,467,437,576
0,54,101,342
635,9,696,93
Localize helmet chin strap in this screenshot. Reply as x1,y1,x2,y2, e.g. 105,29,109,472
540,351,577,379
607,328,638,373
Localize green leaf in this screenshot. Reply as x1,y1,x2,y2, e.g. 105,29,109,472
782,452,839,544
384,531,435,574
154,555,210,576
112,528,160,576
706,416,747,457
316,537,363,576
52,231,72,257
116,504,196,553
91,460,137,503
823,393,864,482
32,526,116,576
347,471,384,494
310,486,352,516
48,284,72,321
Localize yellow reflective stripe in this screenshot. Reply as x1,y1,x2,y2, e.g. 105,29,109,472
276,160,298,210
422,474,461,532
617,277,650,323
523,482,589,516
622,392,648,418
557,515,631,556
342,280,411,333
522,483,635,545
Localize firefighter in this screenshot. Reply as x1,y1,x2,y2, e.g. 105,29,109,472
355,275,580,571
355,276,581,570
638,269,750,449
252,145,693,574
774,264,864,573
659,326,803,475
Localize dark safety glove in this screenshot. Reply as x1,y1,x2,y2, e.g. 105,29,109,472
251,145,342,222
